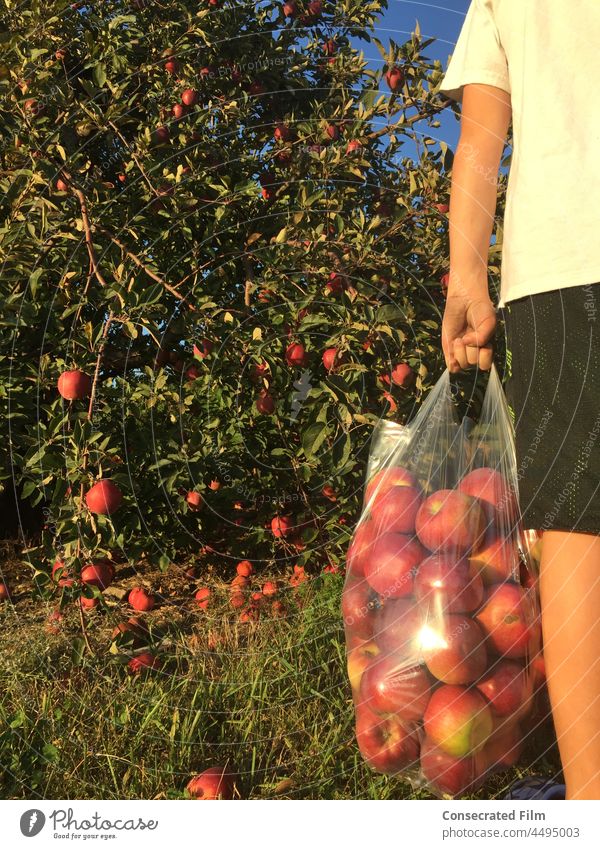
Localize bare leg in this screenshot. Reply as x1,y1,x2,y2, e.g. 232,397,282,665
539,529,600,799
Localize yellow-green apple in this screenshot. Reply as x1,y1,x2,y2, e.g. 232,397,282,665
365,466,419,504
81,560,114,590
369,483,422,535
355,706,419,775
194,587,210,609
359,656,432,721
424,684,493,757
420,736,476,798
373,597,423,657
129,586,156,612
85,479,123,515
475,660,527,717
475,582,539,658
474,722,523,773
458,467,517,527
415,490,486,555
347,640,380,694
385,65,404,92
128,652,160,674
415,554,483,613
364,532,424,598
186,766,237,799
342,578,378,640
421,613,487,684
57,370,92,400
468,534,517,584
285,342,308,367
186,491,203,511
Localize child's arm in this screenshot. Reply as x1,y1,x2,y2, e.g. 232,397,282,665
442,83,512,372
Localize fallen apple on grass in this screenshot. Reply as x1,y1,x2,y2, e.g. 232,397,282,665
194,587,211,609
128,652,160,675
0,581,10,601
355,706,419,775
423,684,494,758
128,587,156,612
186,766,238,799
236,560,253,578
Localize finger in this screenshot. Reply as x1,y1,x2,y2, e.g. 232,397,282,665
479,346,494,371
466,345,479,366
452,338,470,371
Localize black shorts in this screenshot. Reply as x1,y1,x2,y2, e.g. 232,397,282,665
501,283,600,535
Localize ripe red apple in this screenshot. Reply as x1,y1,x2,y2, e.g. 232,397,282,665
81,561,114,590
421,613,487,685
322,484,336,501
347,640,380,693
186,766,237,799
368,484,422,535
282,1,297,17
80,596,99,611
85,479,123,515
129,586,156,612
474,723,523,773
346,139,362,155
56,177,69,192
365,466,419,504
363,532,424,598
458,467,517,527
0,582,10,601
424,684,494,757
256,390,275,414
372,597,422,657
111,617,149,646
57,370,92,400
346,521,377,578
193,339,213,358
420,736,476,798
128,652,160,674
342,578,378,640
390,363,414,388
248,80,266,96
325,123,339,141
271,599,287,617
236,560,253,578
322,347,346,371
186,491,203,512
355,706,419,775
475,582,539,658
262,580,278,597
385,65,404,92
153,125,170,145
475,660,527,717
164,57,179,75
414,554,483,613
230,575,248,591
172,103,187,119
415,489,486,555
274,122,292,142
250,360,270,384
285,342,308,368
181,88,198,106
468,534,517,584
52,558,76,587
326,271,347,294
359,656,432,721
271,515,293,538
230,593,245,609
434,203,450,214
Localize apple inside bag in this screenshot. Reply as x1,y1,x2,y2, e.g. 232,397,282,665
343,365,544,798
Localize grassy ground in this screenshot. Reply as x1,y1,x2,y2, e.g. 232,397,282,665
0,550,561,800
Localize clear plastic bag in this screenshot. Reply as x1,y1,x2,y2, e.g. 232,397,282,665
343,365,544,798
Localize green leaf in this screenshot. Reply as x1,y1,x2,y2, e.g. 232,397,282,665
93,63,107,88
302,422,329,458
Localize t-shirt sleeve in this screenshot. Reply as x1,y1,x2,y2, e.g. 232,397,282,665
438,0,511,103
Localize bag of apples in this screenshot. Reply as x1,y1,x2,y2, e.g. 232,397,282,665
343,365,543,798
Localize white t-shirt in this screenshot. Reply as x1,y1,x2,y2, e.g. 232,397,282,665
439,0,600,308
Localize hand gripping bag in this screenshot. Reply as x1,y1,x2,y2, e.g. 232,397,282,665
343,365,544,798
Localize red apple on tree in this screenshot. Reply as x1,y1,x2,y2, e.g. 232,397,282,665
186,491,203,512
421,613,487,685
85,479,123,516
57,370,92,400
420,736,477,798
364,532,424,598
193,339,214,359
52,558,76,587
274,122,292,142
271,514,293,538
181,88,198,106
153,125,170,145
322,347,346,371
390,363,414,388
414,554,484,613
359,656,432,721
282,1,297,17
186,766,237,799
285,342,308,368
81,560,114,590
172,103,187,119
355,706,419,775
385,65,404,92
475,582,539,658
415,489,486,555
326,271,347,294
424,684,494,757
256,390,275,414
164,57,179,75
346,139,362,155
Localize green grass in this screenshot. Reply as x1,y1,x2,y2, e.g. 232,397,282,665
0,573,560,800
